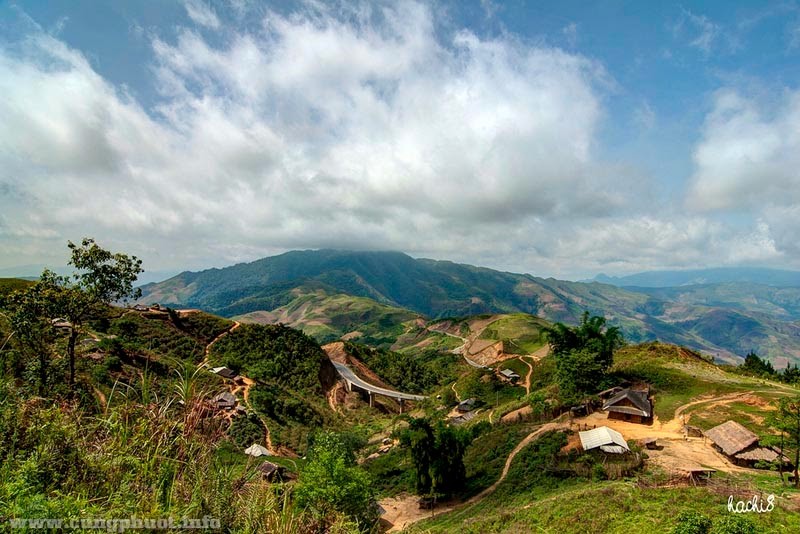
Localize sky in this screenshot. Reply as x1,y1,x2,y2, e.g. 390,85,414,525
2,0,800,281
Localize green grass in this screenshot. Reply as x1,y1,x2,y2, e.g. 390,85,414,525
498,357,529,379
613,343,754,420
478,313,548,355
462,423,539,496
409,473,800,533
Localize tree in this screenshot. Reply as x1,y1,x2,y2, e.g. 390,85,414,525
40,239,143,389
399,417,470,498
543,312,623,400
294,432,378,530
772,395,800,488
741,351,775,377
0,283,57,395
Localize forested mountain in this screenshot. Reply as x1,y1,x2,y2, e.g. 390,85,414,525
138,250,800,365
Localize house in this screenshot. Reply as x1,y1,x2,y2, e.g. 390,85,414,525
256,461,284,482
51,318,72,332
457,398,476,413
602,388,653,424
450,411,477,425
211,366,237,380
244,443,271,457
499,368,520,383
598,386,624,400
579,426,630,454
212,392,237,410
705,420,790,468
132,304,149,312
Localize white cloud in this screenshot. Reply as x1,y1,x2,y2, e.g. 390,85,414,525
183,0,220,29
687,88,800,211
673,8,720,55
1,1,795,279
562,22,578,48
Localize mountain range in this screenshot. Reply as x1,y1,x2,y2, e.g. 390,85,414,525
138,250,800,366
592,267,800,288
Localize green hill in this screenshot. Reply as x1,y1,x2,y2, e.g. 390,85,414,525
138,250,800,365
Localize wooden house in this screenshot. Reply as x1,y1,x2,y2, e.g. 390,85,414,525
212,391,237,411
257,461,284,482
602,388,653,424
705,420,790,468
499,368,520,383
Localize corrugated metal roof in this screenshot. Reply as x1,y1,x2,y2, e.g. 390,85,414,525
600,445,628,454
579,426,630,452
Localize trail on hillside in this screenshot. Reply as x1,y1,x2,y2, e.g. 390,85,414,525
229,374,274,454
521,357,534,395
383,421,565,532
204,321,240,359
450,382,461,402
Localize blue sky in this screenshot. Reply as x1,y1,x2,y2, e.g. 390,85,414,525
2,1,800,280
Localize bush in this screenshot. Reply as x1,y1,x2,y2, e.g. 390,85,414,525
710,515,760,534
673,510,712,534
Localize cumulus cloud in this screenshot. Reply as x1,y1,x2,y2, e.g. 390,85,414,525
688,89,800,211
0,1,795,278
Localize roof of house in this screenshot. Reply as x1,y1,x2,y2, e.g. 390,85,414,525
500,369,520,378
244,444,271,457
705,421,759,457
213,392,237,405
257,461,280,476
735,446,786,463
579,426,630,453
602,388,652,418
211,367,237,379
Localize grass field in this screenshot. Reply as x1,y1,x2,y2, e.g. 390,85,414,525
478,313,548,355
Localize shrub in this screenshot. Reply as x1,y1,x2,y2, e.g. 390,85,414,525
710,515,760,534
673,510,712,534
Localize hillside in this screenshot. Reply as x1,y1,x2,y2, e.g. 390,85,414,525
594,267,800,288
138,250,800,366
4,272,800,533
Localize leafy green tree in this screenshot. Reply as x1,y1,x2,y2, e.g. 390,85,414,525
294,432,378,530
0,283,56,394
771,395,800,487
40,239,143,389
544,312,623,400
399,417,470,497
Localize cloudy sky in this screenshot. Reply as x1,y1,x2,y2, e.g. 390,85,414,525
2,0,800,281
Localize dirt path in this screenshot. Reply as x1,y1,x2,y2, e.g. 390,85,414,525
229,374,273,453
204,321,240,360
450,382,462,402
382,421,565,531
520,357,534,395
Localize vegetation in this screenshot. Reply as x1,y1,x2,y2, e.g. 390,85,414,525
342,341,460,394
545,312,623,403
139,249,800,367
399,417,471,498
294,432,378,531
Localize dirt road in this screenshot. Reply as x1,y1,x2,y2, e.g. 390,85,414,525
381,421,565,532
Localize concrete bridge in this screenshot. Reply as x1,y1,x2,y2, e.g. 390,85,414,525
331,361,426,413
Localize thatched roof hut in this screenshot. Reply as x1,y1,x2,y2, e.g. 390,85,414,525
705,421,758,457
735,447,788,463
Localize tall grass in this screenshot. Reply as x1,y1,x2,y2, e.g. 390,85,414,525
0,373,356,533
